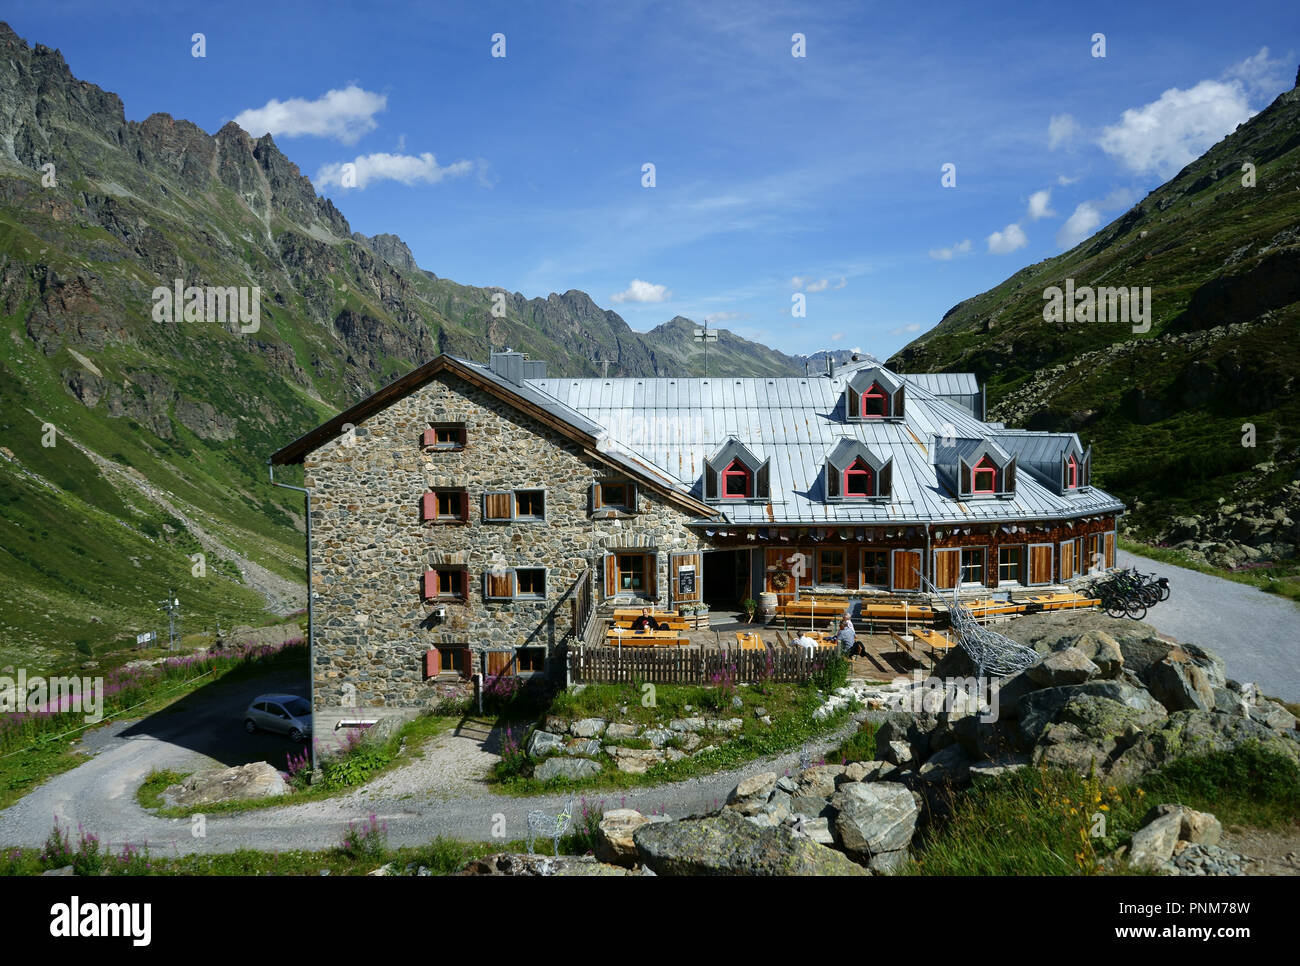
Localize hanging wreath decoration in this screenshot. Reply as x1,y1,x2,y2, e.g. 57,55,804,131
771,570,791,589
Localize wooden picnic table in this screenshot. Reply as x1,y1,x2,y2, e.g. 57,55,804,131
776,598,851,625
734,631,765,651
959,598,1026,619
613,618,689,631
913,628,958,660
613,608,680,621
1018,593,1100,611
605,628,687,646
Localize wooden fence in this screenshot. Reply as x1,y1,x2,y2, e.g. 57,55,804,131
567,645,830,685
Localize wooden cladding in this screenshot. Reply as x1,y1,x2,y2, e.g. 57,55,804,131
891,550,922,591
483,491,512,521
1029,544,1054,585
1104,531,1116,569
934,548,961,590
484,569,515,599
670,552,702,604
1059,540,1077,580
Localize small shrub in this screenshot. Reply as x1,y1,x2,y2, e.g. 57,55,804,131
285,747,312,790
811,654,850,692
494,725,531,781
72,824,104,876
40,817,73,869
110,841,152,876
340,813,389,862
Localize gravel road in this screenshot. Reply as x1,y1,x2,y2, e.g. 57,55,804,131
1117,550,1300,702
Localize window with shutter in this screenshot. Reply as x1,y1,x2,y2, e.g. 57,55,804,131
604,554,619,598
422,423,466,451
483,492,513,521
514,490,545,520
424,489,467,523
515,568,546,598
485,569,516,600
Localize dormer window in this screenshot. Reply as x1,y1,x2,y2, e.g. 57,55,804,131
1065,453,1079,490
845,367,904,422
950,442,1015,500
704,438,769,502
861,383,888,418
844,459,873,496
824,439,891,501
722,459,751,498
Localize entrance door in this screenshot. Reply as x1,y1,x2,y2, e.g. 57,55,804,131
670,552,702,609
703,550,749,606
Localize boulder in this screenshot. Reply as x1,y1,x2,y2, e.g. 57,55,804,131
1031,696,1164,774
969,757,1029,783
542,715,569,734
526,730,564,758
642,728,675,748
604,722,639,741
1145,656,1215,713
563,738,603,757
534,757,601,782
1248,698,1299,733
1108,710,1300,783
669,717,706,733
792,815,836,847
1019,681,1166,745
608,747,664,774
797,765,846,799
1143,803,1222,847
633,808,869,876
1212,687,1249,716
571,718,607,738
881,740,914,766
727,772,778,812
917,743,974,785
1026,648,1100,688
594,809,666,866
1128,810,1183,869
830,782,920,871
165,762,288,807
1069,631,1124,678
844,760,889,782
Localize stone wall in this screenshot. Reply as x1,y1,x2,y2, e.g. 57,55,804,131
303,370,705,710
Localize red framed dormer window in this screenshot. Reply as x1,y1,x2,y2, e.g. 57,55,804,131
972,456,998,494
722,459,752,498
843,458,874,497
1065,454,1079,490
861,382,888,418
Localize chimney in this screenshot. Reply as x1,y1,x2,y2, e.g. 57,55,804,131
826,355,835,378
488,349,544,385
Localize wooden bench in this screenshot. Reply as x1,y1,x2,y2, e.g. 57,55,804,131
605,628,687,647
888,628,922,663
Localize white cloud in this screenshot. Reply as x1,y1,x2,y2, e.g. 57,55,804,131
1098,79,1254,176
704,311,744,323
1027,189,1055,221
929,239,972,260
790,276,809,289
611,279,672,304
986,223,1027,255
888,323,922,336
234,85,387,145
1056,173,1080,186
830,332,844,342
1053,188,1138,250
1056,202,1102,249
803,276,846,293
1048,114,1080,150
1224,47,1288,96
315,152,473,189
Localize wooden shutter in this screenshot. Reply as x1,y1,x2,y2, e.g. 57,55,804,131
483,491,512,521
1059,541,1076,580
421,492,436,522
704,464,717,500
422,570,438,600
604,554,619,599
486,651,513,676
424,649,441,678
826,465,840,498
878,461,892,498
846,389,858,419
891,550,921,591
959,461,971,496
485,569,515,599
934,548,960,589
756,462,770,499
1029,544,1053,584
1104,531,1116,569
421,428,436,449
671,552,702,604
591,482,603,510
1005,459,1016,494
893,386,904,419
625,480,638,511
645,555,658,600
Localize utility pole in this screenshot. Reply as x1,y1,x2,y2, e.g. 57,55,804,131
693,321,718,377
157,590,180,649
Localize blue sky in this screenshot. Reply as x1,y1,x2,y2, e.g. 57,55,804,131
7,0,1297,358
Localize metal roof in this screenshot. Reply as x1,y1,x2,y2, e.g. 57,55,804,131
900,372,980,396
526,366,1125,525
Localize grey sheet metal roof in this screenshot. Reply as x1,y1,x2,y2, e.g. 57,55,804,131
900,372,979,396
526,366,1125,525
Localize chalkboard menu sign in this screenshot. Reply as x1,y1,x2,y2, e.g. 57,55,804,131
678,565,696,596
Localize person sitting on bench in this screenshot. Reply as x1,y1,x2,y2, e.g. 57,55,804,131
837,615,863,656
793,631,818,657
631,608,659,631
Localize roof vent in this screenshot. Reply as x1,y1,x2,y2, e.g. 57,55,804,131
489,350,545,385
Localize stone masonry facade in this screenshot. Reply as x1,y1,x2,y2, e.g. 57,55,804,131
304,369,705,710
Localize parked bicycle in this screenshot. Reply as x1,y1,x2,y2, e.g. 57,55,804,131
1084,566,1170,621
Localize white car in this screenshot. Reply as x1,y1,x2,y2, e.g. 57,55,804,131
244,693,313,742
